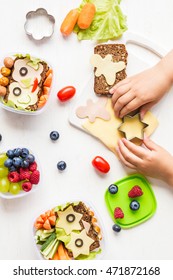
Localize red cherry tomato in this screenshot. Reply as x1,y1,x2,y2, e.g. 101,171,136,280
57,86,76,102
92,156,110,173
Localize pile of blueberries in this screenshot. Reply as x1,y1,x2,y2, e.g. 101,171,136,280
4,148,35,172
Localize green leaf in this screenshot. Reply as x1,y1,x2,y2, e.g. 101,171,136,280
76,248,102,260
74,0,127,41
56,228,71,245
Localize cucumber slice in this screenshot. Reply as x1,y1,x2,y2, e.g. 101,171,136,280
40,232,56,252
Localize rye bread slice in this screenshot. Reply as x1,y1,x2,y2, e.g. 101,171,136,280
94,44,128,95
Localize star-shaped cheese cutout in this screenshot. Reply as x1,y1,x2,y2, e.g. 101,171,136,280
118,114,148,140
76,98,110,123
56,206,83,235
66,229,94,259
90,54,126,85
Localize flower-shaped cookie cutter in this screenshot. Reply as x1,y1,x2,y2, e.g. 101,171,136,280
118,113,148,141
24,8,55,41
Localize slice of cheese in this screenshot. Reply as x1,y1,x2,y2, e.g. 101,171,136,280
66,230,94,259
56,206,83,235
82,98,158,155
90,54,126,85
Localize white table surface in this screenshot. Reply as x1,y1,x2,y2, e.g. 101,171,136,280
1,0,173,260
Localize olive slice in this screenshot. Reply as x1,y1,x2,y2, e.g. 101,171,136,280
75,238,83,248
66,214,75,223
19,67,28,77
13,87,21,96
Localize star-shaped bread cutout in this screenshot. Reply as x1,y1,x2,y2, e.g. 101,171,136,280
118,114,148,140
56,205,83,235
66,229,94,259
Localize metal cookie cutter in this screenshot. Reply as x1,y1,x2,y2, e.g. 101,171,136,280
118,113,148,141
24,8,55,41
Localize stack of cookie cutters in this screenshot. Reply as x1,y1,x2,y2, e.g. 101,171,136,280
24,8,55,41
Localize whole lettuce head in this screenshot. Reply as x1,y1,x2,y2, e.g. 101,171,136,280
74,0,127,41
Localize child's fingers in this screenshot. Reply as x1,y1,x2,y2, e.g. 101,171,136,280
109,78,131,94
140,101,156,119
119,96,142,118
111,84,131,106
121,138,148,159
118,139,143,166
113,91,135,117
117,147,136,169
143,136,158,151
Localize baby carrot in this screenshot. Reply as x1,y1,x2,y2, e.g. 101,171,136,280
60,9,79,36
77,3,96,29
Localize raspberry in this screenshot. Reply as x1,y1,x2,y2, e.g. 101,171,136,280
128,185,143,198
19,168,31,180
114,207,124,219
22,182,32,192
29,161,37,172
8,171,20,182
29,170,40,184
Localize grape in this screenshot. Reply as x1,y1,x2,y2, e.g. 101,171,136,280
0,153,7,166
0,177,10,193
9,183,20,195
0,166,8,178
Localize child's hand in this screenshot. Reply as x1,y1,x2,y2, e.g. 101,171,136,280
110,63,171,118
117,137,173,186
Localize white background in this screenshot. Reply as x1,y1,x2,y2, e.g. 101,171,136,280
0,0,173,260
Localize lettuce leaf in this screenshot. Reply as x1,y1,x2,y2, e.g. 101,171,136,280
55,228,71,245
74,0,127,41
76,248,102,260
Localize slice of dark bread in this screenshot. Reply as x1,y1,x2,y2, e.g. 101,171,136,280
93,44,128,95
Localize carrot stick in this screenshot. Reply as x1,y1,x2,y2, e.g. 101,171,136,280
52,250,60,260
57,243,72,260
77,3,96,29
60,9,79,36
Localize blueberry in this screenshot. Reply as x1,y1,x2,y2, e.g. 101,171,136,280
21,159,29,168
0,134,2,142
6,149,14,159
108,184,118,194
13,157,22,167
130,200,140,211
9,165,17,172
4,158,13,168
13,148,22,157
26,154,35,163
112,224,121,233
57,161,66,171
50,131,59,141
21,148,29,158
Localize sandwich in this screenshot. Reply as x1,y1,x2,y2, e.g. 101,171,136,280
91,44,128,95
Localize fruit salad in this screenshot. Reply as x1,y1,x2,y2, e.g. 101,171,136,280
34,202,102,260
0,147,40,197
0,54,52,114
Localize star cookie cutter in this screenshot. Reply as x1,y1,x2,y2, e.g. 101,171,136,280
118,113,148,141
24,8,55,41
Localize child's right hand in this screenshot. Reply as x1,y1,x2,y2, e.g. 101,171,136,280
110,58,173,119
117,137,173,186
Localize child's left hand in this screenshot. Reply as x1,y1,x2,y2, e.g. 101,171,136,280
117,136,173,186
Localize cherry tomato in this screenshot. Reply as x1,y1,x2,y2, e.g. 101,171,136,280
57,86,76,102
92,156,110,173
